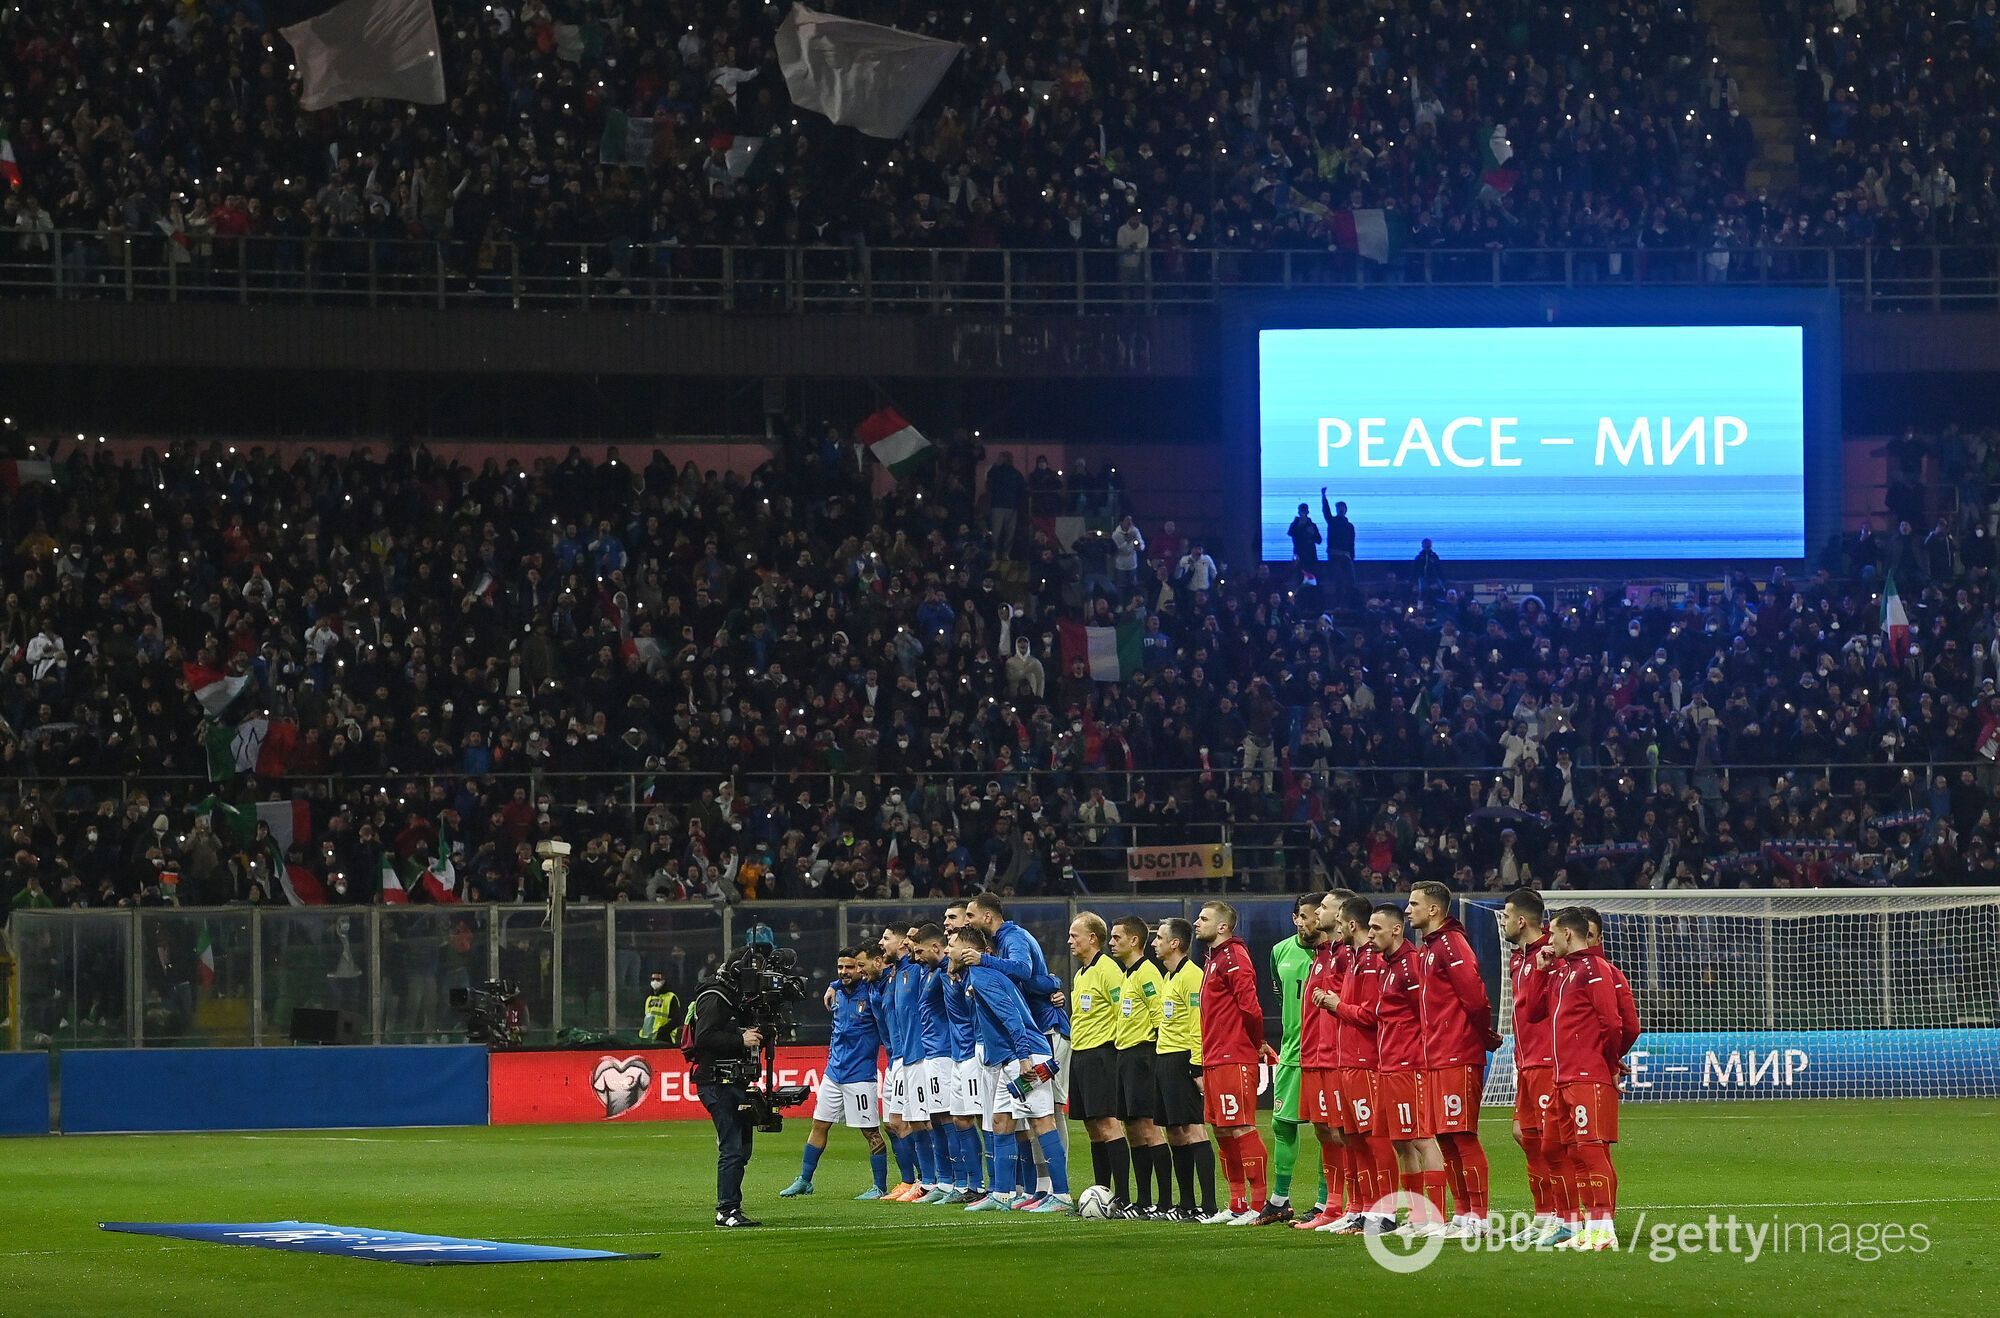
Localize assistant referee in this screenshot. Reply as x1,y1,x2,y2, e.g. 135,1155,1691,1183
1152,916,1218,1222
1066,911,1130,1207
1111,915,1171,1219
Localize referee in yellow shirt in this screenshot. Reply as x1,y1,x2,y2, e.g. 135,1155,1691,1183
1111,915,1171,1218
1066,912,1131,1207
1152,916,1219,1222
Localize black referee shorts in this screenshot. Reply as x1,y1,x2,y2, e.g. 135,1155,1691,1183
1069,1043,1120,1121
1153,1051,1204,1128
1116,1047,1159,1123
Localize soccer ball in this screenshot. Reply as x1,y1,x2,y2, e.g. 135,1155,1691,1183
1076,1184,1115,1219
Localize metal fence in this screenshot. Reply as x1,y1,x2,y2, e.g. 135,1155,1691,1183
3,233,1996,314
12,890,1997,1054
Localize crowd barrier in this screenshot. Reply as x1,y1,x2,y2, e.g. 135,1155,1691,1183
58,1045,489,1134
0,1053,51,1134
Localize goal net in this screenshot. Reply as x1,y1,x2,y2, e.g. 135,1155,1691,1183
1475,889,2000,1103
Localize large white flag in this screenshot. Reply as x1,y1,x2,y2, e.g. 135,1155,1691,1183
280,0,447,112
776,5,961,139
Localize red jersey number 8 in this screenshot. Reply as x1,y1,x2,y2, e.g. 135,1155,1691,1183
1574,1103,1590,1133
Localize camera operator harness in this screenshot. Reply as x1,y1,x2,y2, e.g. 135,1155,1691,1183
683,943,812,1131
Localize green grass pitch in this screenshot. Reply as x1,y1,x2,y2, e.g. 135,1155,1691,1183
4,1101,1996,1315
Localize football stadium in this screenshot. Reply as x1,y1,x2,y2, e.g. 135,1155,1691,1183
3,0,2000,1312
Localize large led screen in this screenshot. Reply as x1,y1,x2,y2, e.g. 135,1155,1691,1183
1257,325,1807,562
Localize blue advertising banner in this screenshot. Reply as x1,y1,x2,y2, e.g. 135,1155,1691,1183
1480,1029,2000,1105
61,1045,488,1134
1258,324,1808,561
0,1052,51,1135
100,1221,655,1265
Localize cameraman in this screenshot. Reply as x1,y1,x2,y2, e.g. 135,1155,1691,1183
685,948,767,1228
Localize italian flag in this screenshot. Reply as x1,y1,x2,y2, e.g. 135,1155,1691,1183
0,459,52,492
196,925,216,987
1882,571,1910,663
1478,121,1518,197
380,853,410,904
1329,209,1404,265
205,717,297,780
1059,619,1143,682
195,797,311,857
0,127,18,189
856,407,934,480
184,662,250,718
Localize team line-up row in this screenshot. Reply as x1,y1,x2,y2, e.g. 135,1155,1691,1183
779,888,1640,1251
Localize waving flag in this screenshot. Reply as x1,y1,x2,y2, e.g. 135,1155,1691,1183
275,0,446,112
856,407,934,479
0,126,19,189
1059,620,1142,682
777,5,962,139
1881,571,1910,663
380,853,410,904
184,662,250,718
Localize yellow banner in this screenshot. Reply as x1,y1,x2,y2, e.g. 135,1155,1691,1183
1125,844,1233,882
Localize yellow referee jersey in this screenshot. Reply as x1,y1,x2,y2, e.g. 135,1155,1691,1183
1155,957,1203,1065
1114,954,1167,1051
1070,951,1124,1051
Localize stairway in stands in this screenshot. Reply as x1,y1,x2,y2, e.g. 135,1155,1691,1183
1698,0,1801,196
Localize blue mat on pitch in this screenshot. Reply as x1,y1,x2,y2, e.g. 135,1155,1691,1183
100,1221,657,1265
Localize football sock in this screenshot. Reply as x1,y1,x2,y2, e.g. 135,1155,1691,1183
933,1125,956,1187
1170,1142,1197,1212
968,1128,987,1190
1090,1140,1110,1190
799,1141,825,1183
1018,1131,1050,1193
869,1147,888,1193
1216,1133,1246,1212
1133,1141,1155,1210
1523,1135,1551,1215
1240,1131,1269,1210
1369,1137,1399,1210
1193,1139,1219,1215
1421,1169,1450,1219
912,1129,936,1187
1579,1143,1615,1218
1037,1129,1071,1197
1453,1134,1490,1217
892,1133,917,1185
1105,1136,1133,1203
1271,1116,1299,1202
991,1131,1016,1196
1440,1136,1469,1216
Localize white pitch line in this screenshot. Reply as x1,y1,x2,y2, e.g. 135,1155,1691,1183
8,1198,2000,1262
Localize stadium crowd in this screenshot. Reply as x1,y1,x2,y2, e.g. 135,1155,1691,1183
2,415,2000,920
2,0,1983,296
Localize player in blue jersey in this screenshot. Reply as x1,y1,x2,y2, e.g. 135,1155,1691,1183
941,900,989,1203
876,925,926,1200
954,893,1068,1207
782,947,890,1200
952,924,1073,1214
911,924,964,1203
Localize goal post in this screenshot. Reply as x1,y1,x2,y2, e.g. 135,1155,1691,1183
1464,888,2000,1104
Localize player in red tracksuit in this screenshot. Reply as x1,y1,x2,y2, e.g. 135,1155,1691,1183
1194,900,1277,1223
1319,893,1401,1235
1362,903,1450,1231
1502,887,1561,1242
1407,880,1504,1235
1295,890,1353,1231
1547,908,1643,1251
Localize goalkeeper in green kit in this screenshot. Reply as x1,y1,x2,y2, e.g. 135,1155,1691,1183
1259,892,1330,1226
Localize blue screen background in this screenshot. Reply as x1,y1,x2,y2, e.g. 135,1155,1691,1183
1257,325,1807,562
